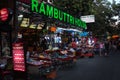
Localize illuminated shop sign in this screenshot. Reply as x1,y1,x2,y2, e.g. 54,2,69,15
31,0,87,29
20,18,29,28
0,8,9,21
12,43,26,72
20,18,44,29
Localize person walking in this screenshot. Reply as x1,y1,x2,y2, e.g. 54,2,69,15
104,40,110,56
99,41,105,56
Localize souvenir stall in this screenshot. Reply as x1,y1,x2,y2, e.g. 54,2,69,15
75,31,94,58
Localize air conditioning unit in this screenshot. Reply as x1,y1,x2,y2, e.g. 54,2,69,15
47,0,53,4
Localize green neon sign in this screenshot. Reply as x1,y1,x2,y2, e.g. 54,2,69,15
46,5,53,17
54,8,59,19
31,0,87,29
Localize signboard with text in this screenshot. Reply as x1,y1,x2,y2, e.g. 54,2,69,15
31,0,87,29
81,15,95,23
12,42,25,72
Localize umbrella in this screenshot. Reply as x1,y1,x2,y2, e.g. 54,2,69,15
112,35,119,39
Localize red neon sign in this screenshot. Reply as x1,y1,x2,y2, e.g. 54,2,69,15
12,42,25,72
0,8,9,21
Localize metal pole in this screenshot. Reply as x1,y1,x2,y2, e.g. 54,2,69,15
9,30,12,56
0,32,2,56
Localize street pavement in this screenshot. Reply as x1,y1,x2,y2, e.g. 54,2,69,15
30,51,120,80
56,51,120,80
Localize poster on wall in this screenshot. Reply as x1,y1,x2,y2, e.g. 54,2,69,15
12,42,25,72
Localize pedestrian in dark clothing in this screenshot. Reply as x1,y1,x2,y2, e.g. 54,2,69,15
104,40,110,56
41,38,47,51
117,41,120,51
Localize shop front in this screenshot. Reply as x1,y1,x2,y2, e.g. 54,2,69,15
14,0,87,80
